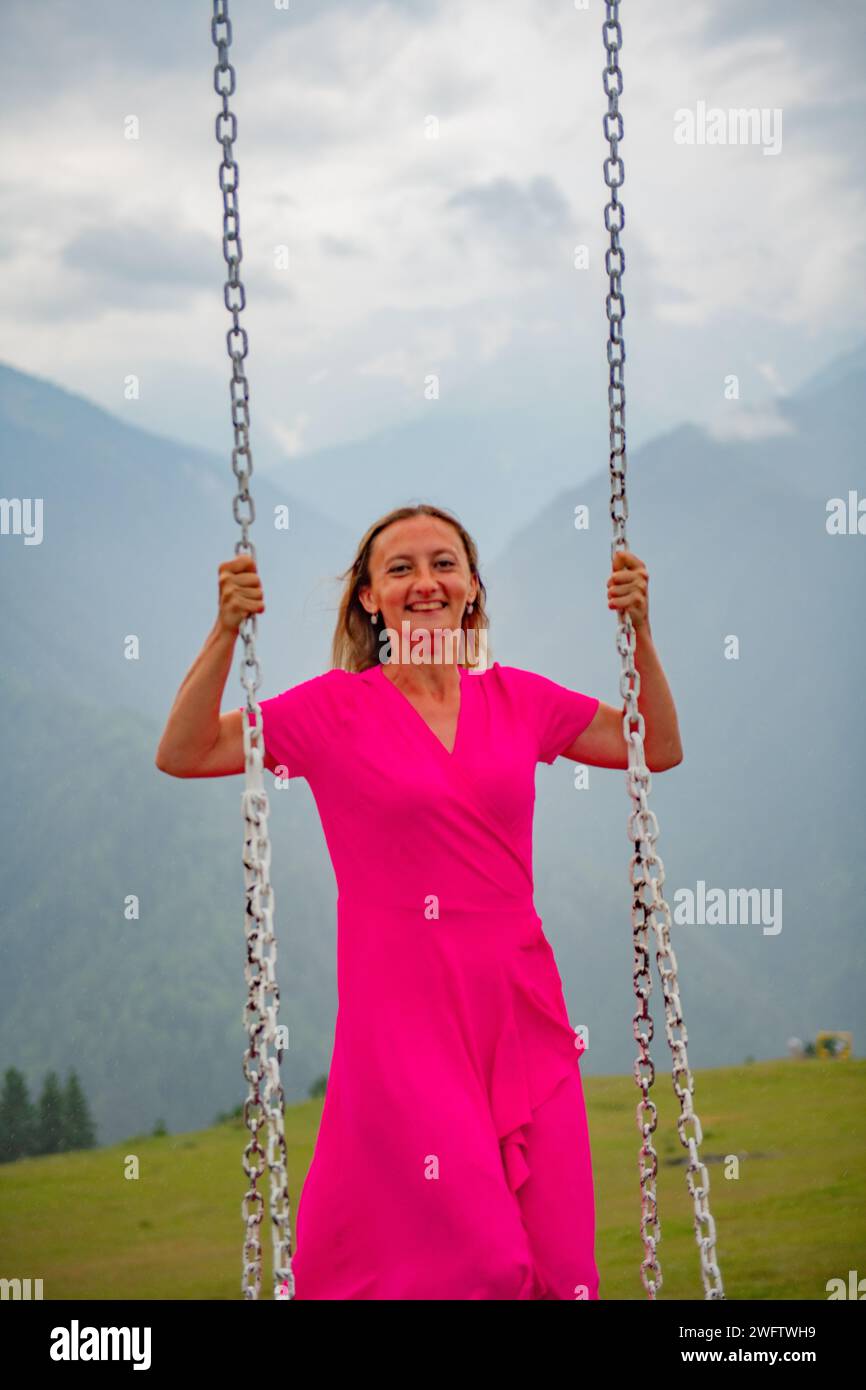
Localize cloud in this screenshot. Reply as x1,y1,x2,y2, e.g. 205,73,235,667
694,0,865,58
318,234,368,259
706,400,796,442
270,413,312,459
62,223,215,292
447,175,573,250
756,361,787,395
0,0,863,466
355,325,458,386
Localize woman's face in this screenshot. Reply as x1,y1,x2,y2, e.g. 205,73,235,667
359,515,478,644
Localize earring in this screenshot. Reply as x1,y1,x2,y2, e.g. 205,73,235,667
466,600,474,615
370,610,378,624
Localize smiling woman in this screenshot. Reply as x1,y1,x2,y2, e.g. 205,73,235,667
331,503,490,676
239,501,606,1300
154,494,687,1301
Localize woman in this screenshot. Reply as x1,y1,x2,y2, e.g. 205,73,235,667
155,502,683,1300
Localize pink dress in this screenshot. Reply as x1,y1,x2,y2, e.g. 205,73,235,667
243,660,600,1300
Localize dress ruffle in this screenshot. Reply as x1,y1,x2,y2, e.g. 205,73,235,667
488,938,586,1198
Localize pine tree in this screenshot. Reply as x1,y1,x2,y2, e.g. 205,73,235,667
34,1071,65,1155
61,1070,97,1151
0,1067,35,1163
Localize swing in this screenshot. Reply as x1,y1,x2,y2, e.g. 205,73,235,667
208,0,724,1302
210,2,291,1302
601,4,723,1301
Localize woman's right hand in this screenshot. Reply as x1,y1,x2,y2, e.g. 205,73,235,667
156,556,265,776
218,554,265,634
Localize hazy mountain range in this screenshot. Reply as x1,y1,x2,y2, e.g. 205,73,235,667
0,344,863,1145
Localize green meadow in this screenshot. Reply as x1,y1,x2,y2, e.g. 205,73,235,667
1,1059,863,1301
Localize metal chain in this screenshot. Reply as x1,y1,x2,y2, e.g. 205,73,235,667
210,0,294,1302
601,1,724,1300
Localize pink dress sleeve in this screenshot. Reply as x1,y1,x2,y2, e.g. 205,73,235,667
238,669,345,780
503,665,600,765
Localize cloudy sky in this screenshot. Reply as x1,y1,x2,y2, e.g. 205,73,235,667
3,0,865,480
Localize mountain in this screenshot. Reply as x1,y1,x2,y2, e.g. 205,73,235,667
0,346,863,1143
483,362,865,1075
0,658,341,1146
254,396,609,564
0,362,353,1140
0,360,356,722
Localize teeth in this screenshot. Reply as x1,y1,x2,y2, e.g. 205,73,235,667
409,602,446,611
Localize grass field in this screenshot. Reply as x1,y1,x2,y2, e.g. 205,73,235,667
1,1059,863,1300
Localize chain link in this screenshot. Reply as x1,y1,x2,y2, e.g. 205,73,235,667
601,1,724,1301
211,0,294,1302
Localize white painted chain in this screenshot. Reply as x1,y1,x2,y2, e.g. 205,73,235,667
601,1,724,1299
211,0,294,1302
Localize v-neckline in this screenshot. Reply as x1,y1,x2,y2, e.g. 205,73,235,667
375,662,466,759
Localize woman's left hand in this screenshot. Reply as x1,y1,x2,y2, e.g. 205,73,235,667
607,549,649,631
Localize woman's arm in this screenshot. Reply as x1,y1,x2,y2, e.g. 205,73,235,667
154,556,264,778
562,621,683,771
629,620,683,769
562,550,684,773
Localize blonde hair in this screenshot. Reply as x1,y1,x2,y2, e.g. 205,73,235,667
330,503,490,672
